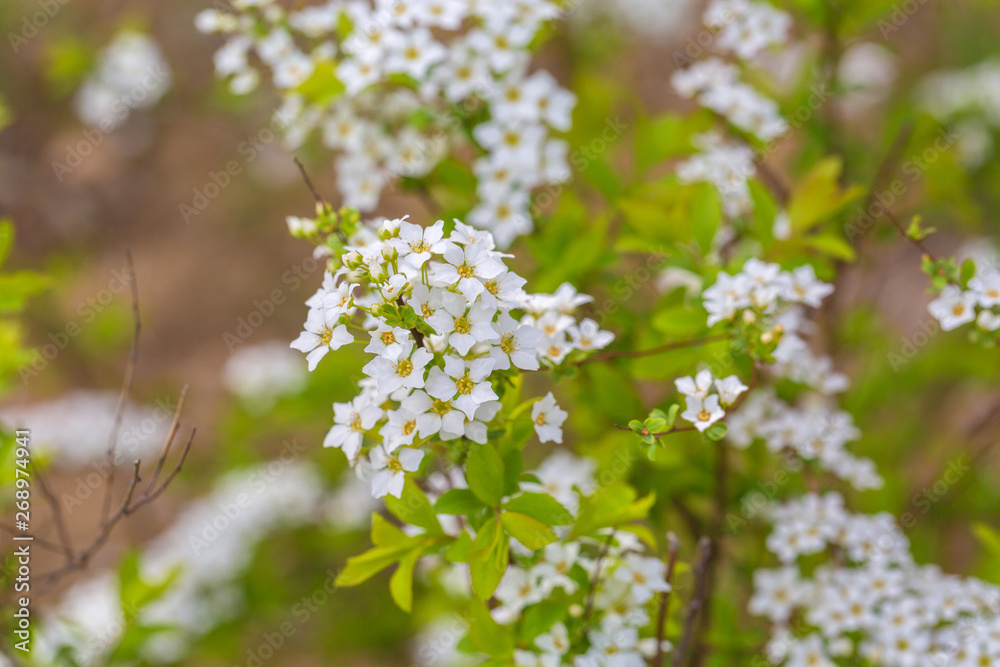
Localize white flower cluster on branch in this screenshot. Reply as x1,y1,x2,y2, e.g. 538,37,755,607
196,0,575,245
290,215,613,498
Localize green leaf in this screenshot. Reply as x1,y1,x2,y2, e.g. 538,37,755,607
501,512,559,550
466,443,505,506
972,523,1000,557
800,233,857,262
445,531,472,562
335,542,416,587
389,548,421,613
469,518,509,599
0,219,13,267
503,493,573,526
371,513,408,547
787,157,865,232
386,480,444,535
435,488,486,515
705,422,728,441
572,484,656,538
691,182,722,253
501,448,524,497
467,601,514,656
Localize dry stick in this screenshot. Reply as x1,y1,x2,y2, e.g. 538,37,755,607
143,386,189,495
689,439,730,667
101,250,140,525
28,459,74,560
36,419,195,590
672,536,713,667
0,523,65,554
580,529,617,627
577,334,731,366
293,157,328,208
652,533,681,667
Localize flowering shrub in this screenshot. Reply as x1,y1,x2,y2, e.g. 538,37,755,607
9,0,1000,666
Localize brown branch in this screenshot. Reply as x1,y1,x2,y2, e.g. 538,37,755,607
689,439,730,667
0,523,65,555
293,157,329,209
653,533,681,667
29,459,74,561
581,529,617,627
672,536,712,667
578,334,731,367
101,249,140,525
754,161,790,205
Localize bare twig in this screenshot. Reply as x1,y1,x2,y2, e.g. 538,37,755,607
101,250,140,525
581,529,617,627
577,334,731,366
653,533,681,667
293,157,329,209
29,459,74,560
672,536,713,667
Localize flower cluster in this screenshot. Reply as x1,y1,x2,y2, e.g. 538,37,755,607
752,493,1000,667
73,30,171,129
290,215,612,498
702,259,833,329
920,59,1000,167
676,131,756,218
927,264,1000,333
726,391,882,490
674,369,747,432
196,0,574,246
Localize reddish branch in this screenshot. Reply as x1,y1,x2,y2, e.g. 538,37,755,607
671,536,713,667
577,334,731,367
652,533,681,667
13,253,197,594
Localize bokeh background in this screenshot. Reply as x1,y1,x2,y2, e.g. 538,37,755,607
2,0,1000,665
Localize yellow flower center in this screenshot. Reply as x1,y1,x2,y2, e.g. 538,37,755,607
320,326,335,345
455,374,474,395
456,262,475,279
431,399,452,416
386,456,404,473
381,331,396,346
350,414,363,431
698,410,712,422
453,316,471,334
402,420,416,436
500,333,515,354
395,359,414,377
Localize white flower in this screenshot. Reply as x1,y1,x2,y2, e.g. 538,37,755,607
369,445,424,498
681,394,725,432
675,369,715,400
396,220,447,270
532,392,567,444
434,242,506,301
715,375,748,407
362,343,433,395
783,265,834,307
613,554,670,605
379,273,409,302
977,309,1000,331
532,544,579,595
494,567,544,621
380,393,429,451
490,313,543,371
927,285,977,331
567,318,615,351
426,295,499,355
425,357,498,420
534,621,570,656
408,389,467,441
969,273,1000,307
365,323,410,358
325,396,383,459
582,626,645,667
290,308,354,371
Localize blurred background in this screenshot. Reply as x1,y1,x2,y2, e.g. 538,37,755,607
2,0,1000,664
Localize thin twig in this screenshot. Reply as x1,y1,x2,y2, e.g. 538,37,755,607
101,250,140,525
578,334,731,366
653,533,681,667
28,459,74,560
294,157,329,209
581,529,617,626
672,536,713,667
143,386,188,495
